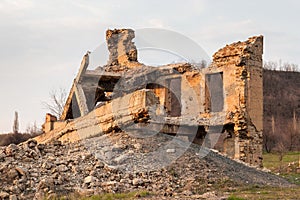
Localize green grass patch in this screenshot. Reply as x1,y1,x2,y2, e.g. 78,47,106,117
281,173,300,185
263,151,300,173
48,190,151,200
263,151,299,169
263,151,300,186
230,186,300,200
81,191,150,200
227,195,245,200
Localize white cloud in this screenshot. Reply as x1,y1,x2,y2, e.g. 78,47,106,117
0,0,33,12
200,19,257,39
0,0,300,132
148,19,166,28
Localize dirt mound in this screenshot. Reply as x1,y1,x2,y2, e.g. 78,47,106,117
0,132,292,199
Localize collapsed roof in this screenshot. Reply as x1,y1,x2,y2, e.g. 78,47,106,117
38,29,264,167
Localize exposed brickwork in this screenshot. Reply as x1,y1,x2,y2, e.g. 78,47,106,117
39,29,264,167
211,36,264,166
106,29,138,68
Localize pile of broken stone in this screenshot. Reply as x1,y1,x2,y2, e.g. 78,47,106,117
0,132,292,200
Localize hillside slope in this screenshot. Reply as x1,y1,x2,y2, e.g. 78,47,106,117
263,69,300,151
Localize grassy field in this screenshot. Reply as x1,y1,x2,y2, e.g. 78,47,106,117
229,186,300,200
80,191,151,200
263,151,300,185
229,151,300,199
51,191,152,200
263,151,300,169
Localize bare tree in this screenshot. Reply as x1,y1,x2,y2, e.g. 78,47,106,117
264,60,299,72
287,110,299,151
275,141,286,173
42,88,67,118
12,111,19,134
189,59,208,69
26,121,41,135
263,115,277,153
264,61,277,70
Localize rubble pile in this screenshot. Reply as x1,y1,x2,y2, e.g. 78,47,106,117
0,132,292,200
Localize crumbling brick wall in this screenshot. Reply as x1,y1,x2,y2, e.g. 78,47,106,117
39,29,264,167
210,36,263,166
106,29,138,68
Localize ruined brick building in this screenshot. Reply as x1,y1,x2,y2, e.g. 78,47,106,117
37,29,264,167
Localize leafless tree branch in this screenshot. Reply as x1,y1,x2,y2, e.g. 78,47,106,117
42,88,67,118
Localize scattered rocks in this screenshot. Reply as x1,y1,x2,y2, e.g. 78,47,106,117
0,132,293,199
5,144,18,156
27,139,37,148
9,194,18,200
113,154,128,164
0,152,6,161
102,181,117,187
84,176,97,184
166,149,176,153
7,169,19,180
0,192,9,199
132,178,143,186
57,164,68,172
133,143,142,150
15,167,27,177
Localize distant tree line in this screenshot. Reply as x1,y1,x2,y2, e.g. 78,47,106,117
0,111,42,146
0,132,41,146
263,68,300,153
0,121,42,146
264,60,299,72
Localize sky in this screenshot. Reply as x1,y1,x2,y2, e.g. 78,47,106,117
0,0,300,133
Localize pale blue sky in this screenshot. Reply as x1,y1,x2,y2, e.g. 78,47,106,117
0,0,299,133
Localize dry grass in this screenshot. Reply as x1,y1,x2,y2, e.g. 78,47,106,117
263,151,300,185
229,151,300,199
229,186,300,200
